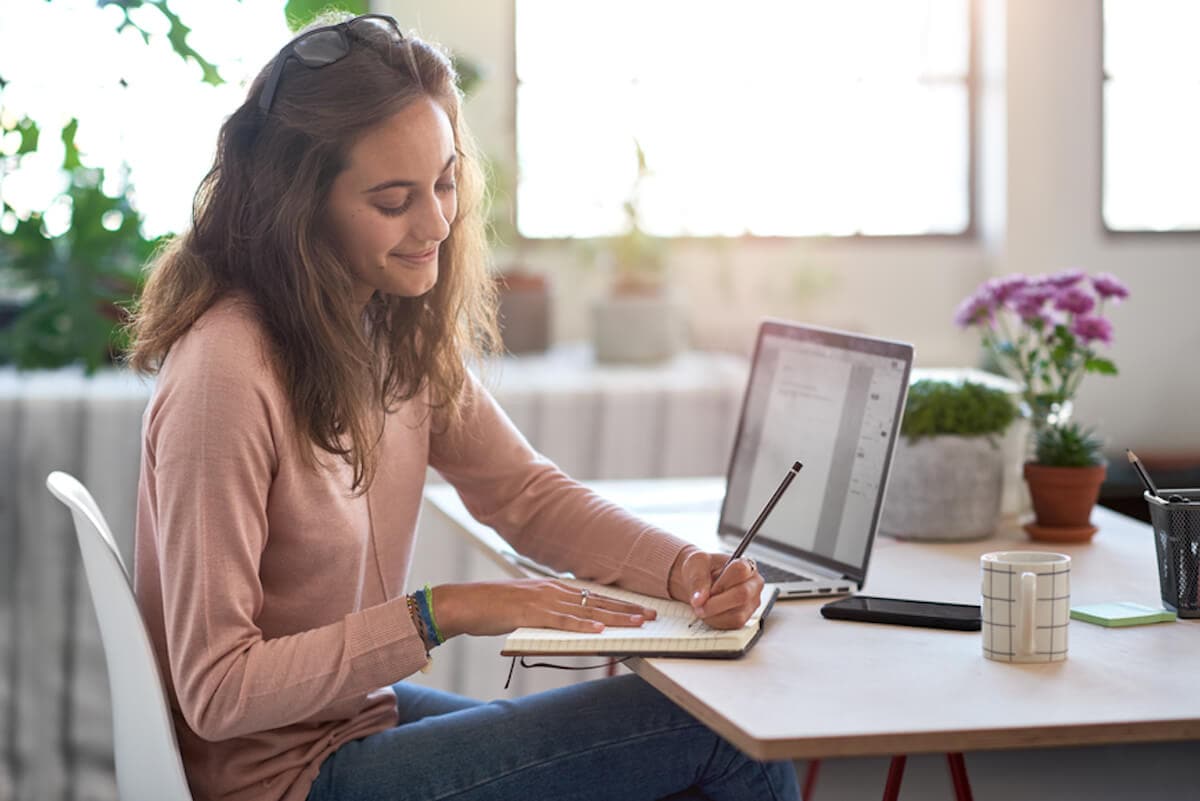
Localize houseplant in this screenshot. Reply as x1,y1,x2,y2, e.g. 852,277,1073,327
592,140,684,363
1022,422,1108,542
954,269,1130,542
879,379,1018,541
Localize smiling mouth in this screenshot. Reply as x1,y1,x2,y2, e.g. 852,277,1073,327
392,247,438,266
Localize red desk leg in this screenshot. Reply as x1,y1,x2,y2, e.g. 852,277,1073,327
881,755,907,801
805,752,971,801
946,752,974,801
802,759,821,800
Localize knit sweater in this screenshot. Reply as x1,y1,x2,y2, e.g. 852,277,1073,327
133,297,691,801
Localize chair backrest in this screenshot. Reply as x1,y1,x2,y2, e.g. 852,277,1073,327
46,471,193,801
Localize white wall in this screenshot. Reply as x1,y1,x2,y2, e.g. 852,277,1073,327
380,0,1200,458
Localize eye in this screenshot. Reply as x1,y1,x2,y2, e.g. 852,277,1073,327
376,197,413,217
435,181,457,194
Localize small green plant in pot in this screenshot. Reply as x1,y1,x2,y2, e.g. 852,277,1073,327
1022,422,1107,542
880,380,1017,541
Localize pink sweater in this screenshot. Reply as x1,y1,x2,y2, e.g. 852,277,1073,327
134,297,691,801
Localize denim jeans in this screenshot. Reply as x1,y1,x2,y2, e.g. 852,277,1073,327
306,673,801,801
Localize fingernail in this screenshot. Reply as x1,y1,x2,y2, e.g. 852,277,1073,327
692,591,702,602
592,622,605,631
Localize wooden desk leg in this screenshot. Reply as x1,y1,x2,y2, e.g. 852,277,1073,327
881,755,906,801
802,759,821,800
946,752,974,801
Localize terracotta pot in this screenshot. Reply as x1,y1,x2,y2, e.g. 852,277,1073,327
1022,461,1107,542
495,271,550,354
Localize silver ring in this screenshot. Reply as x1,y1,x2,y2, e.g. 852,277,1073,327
580,589,590,608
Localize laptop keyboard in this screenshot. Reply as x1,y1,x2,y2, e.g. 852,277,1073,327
755,561,813,584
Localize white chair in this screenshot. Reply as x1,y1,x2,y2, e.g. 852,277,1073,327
46,471,193,801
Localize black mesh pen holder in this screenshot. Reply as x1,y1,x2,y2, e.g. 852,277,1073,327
1146,489,1200,618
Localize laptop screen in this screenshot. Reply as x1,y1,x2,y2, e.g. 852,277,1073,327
718,320,913,583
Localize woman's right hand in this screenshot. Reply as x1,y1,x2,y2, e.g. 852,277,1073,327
430,580,657,640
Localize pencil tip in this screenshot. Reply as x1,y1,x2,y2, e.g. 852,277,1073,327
1126,449,1137,462
793,461,802,471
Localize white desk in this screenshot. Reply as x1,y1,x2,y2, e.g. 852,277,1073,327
422,478,1200,762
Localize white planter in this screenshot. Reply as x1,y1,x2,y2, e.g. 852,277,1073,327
592,291,685,364
880,434,1006,541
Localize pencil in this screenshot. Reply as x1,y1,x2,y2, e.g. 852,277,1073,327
689,460,803,629
1126,449,1160,498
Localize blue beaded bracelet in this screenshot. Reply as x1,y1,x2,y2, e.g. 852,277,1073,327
415,584,444,647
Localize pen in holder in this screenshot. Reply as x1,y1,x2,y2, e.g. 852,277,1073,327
1145,489,1200,618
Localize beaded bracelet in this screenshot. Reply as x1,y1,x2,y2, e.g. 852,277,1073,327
406,593,436,654
414,584,444,647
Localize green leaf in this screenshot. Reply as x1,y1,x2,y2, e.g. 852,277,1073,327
154,2,224,85
16,116,39,154
285,0,368,31
1085,357,1118,375
61,118,81,170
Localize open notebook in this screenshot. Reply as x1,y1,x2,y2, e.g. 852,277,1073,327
501,580,779,658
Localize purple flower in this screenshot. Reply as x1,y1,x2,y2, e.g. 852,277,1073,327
986,274,1029,305
1092,272,1130,301
1011,284,1056,320
1053,286,1096,316
953,291,993,328
1071,315,1113,345
1046,269,1086,288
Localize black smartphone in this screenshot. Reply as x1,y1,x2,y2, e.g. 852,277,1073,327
820,595,981,631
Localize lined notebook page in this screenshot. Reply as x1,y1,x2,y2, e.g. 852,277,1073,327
503,580,773,655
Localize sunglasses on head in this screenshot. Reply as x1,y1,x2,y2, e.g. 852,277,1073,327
258,13,405,116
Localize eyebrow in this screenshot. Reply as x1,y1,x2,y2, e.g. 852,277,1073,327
364,154,457,194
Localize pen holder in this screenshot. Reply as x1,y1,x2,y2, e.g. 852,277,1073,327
1146,489,1200,618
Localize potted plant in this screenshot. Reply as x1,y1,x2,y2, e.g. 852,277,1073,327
1022,423,1108,542
880,379,1017,541
954,269,1130,542
592,140,684,363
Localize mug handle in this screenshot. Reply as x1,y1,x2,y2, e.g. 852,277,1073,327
1017,571,1037,657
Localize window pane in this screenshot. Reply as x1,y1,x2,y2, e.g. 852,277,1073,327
1103,0,1200,231
515,0,971,238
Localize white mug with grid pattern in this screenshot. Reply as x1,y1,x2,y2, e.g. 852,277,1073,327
980,551,1071,663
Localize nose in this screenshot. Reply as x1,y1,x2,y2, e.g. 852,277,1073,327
412,190,452,244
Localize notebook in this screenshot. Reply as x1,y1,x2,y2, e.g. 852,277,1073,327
710,319,913,599
501,579,779,658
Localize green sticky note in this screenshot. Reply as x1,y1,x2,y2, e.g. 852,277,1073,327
1070,602,1177,627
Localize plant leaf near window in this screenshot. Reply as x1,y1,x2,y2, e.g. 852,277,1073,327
1,118,162,372
1,0,348,372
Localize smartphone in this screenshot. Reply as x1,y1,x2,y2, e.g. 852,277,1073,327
820,595,981,631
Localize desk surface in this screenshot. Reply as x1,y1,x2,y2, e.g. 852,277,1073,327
422,478,1200,761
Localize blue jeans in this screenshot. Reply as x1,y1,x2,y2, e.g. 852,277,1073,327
307,673,801,801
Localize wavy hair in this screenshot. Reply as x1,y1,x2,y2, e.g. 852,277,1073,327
127,14,499,492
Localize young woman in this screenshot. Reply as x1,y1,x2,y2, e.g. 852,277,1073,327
129,13,801,801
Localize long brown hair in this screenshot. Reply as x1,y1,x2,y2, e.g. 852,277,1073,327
128,14,499,492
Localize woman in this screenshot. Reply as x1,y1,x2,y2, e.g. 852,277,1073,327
129,13,801,801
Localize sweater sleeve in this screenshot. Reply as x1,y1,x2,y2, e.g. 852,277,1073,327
428,372,695,598
142,314,428,742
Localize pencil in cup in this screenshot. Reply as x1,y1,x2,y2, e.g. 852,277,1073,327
1145,489,1200,617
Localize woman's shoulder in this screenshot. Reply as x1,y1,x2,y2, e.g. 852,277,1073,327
161,294,275,385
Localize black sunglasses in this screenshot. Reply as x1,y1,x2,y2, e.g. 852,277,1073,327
258,14,405,116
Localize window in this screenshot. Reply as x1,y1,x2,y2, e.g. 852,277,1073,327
1103,0,1200,232
514,0,974,239
0,0,290,239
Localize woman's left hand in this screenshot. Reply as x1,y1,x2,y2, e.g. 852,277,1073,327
667,548,765,630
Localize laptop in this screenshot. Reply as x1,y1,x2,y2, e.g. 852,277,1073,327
714,319,913,599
